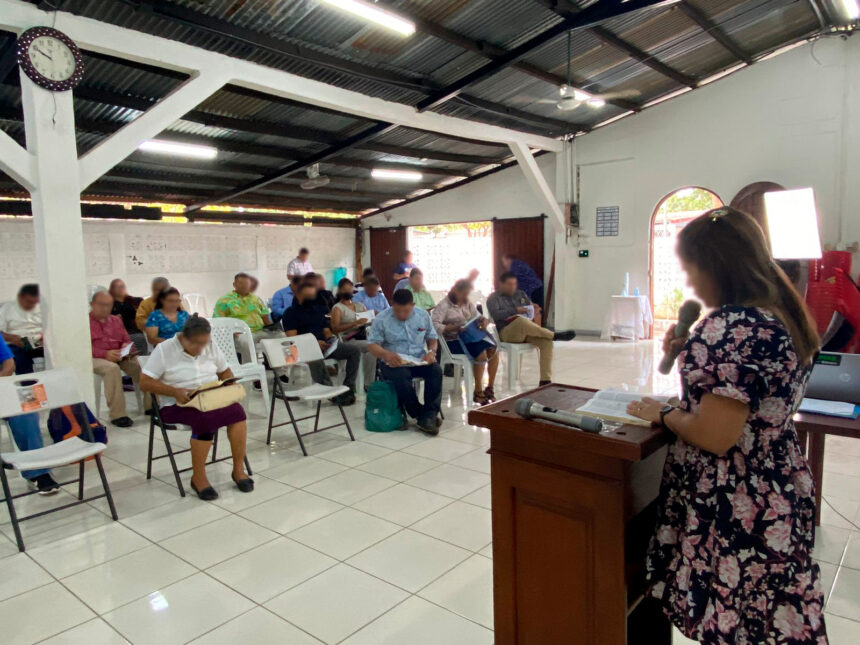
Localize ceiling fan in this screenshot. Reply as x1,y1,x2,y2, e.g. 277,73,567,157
300,164,331,190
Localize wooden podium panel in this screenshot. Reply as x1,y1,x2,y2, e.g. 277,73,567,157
468,384,671,645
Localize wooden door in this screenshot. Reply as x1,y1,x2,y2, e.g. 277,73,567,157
369,226,407,298
493,217,545,286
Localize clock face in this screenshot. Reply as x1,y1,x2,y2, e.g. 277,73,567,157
28,36,76,82
16,27,84,92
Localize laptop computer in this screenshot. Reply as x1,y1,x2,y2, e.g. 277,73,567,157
806,352,860,404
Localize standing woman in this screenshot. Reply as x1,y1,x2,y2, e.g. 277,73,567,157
330,278,376,389
627,208,826,644
432,279,499,405
144,287,189,347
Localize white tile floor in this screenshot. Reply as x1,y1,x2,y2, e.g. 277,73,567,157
1,338,859,644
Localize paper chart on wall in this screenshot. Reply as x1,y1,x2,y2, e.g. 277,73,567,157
0,231,111,278
125,234,257,274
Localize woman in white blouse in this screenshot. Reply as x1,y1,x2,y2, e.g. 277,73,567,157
330,278,376,389
431,279,499,405
140,315,252,501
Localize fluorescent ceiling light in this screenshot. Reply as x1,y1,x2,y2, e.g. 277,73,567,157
138,139,217,159
321,0,415,36
764,188,823,259
840,0,860,20
371,168,423,181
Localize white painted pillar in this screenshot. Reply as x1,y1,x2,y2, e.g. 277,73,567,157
20,73,94,406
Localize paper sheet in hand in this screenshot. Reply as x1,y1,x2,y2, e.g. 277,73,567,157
324,337,339,358
799,397,860,419
576,389,671,427
357,310,375,323
394,353,427,367
120,343,134,358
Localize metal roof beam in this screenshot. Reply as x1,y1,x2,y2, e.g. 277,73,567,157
533,0,695,88
415,0,680,111
453,95,586,135
374,0,639,113
677,2,752,64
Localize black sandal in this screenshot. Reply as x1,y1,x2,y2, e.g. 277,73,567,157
484,386,496,402
232,474,255,493
190,481,219,501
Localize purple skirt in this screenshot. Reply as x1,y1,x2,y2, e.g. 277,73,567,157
160,402,246,438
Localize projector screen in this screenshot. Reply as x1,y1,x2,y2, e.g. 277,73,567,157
764,188,823,259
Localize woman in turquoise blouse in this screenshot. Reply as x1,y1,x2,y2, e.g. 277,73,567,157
145,287,189,346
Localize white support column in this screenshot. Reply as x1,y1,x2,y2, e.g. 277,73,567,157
20,73,94,406
0,127,35,191
78,69,231,190
509,142,566,233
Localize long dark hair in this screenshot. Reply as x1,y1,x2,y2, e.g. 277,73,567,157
155,287,182,310
336,277,354,303
677,207,820,365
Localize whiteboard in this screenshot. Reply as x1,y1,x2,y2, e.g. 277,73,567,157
125,233,257,274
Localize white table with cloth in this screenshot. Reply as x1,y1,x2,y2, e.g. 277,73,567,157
601,295,652,341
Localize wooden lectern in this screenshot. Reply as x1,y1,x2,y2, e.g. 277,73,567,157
468,384,672,645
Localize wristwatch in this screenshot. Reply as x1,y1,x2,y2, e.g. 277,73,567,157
659,405,676,428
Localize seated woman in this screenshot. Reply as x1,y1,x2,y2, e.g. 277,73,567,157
140,315,252,500
144,287,189,347
431,279,499,405
330,278,377,389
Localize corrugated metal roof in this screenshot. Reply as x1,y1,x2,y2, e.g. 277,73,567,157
0,0,825,215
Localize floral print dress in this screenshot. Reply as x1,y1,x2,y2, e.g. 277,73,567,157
647,306,827,644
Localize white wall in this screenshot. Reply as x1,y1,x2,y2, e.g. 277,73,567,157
0,217,356,309
366,36,860,332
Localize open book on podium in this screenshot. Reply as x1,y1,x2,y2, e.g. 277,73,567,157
576,389,672,427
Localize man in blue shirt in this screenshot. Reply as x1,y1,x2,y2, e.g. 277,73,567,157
354,276,390,314
0,335,59,494
367,289,441,435
393,250,415,282
271,276,300,324
502,254,544,309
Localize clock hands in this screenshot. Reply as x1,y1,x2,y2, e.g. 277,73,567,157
33,46,54,62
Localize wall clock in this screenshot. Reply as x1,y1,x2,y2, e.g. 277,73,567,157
16,26,84,92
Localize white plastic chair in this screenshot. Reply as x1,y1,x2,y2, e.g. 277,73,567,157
438,336,474,403
261,335,354,456
490,325,538,390
209,318,271,414
0,368,118,551
181,293,208,315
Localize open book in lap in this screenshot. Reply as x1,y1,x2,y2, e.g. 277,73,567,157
576,389,671,427
392,353,427,367
458,316,495,345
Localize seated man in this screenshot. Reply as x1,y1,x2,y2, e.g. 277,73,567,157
109,278,146,354
405,268,434,310
313,273,336,312
367,289,441,435
486,272,554,386
0,335,59,494
90,290,151,427
135,276,170,333
354,276,390,314
282,280,360,405
213,272,276,339
0,283,43,375
393,250,415,282
271,275,300,324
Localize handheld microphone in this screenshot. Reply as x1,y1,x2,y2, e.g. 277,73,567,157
514,398,603,433
658,300,702,375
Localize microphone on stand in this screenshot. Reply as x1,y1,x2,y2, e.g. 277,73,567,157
658,300,702,375
514,398,603,433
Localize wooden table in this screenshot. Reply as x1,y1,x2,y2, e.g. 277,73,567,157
468,384,671,645
794,411,860,526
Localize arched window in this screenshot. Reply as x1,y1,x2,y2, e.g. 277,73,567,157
650,187,723,335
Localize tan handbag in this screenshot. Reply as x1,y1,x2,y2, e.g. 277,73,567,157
179,382,246,412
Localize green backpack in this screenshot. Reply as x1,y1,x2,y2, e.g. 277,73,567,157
364,381,405,432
